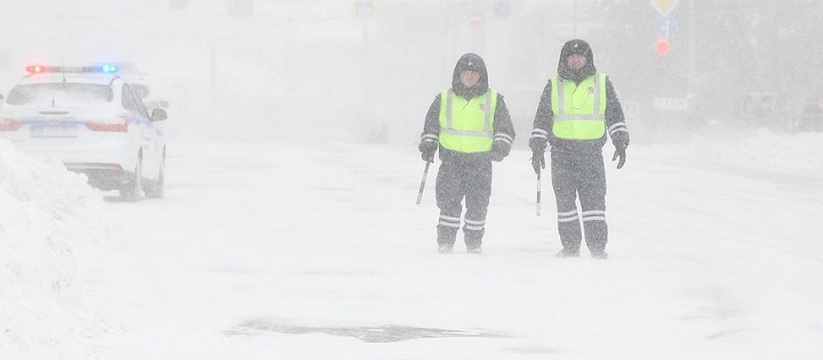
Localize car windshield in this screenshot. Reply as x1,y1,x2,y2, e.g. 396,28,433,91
6,83,113,106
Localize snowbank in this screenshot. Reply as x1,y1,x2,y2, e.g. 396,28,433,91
644,125,823,174
0,140,108,359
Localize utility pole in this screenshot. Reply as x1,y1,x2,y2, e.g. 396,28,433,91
688,0,696,95
573,0,578,36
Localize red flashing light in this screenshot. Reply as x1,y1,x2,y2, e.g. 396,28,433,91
0,119,23,132
655,38,671,56
26,65,45,73
469,11,484,26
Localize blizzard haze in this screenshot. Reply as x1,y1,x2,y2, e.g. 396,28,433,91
1,1,823,359
3,1,821,143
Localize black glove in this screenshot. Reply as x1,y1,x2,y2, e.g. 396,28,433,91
611,131,630,150
490,141,509,162
490,149,505,162
530,152,545,175
612,146,626,169
419,141,437,162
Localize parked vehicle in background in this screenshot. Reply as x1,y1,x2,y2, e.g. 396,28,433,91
0,64,168,201
738,92,802,132
798,95,823,132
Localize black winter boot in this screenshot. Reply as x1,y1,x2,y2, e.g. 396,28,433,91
556,248,580,258
590,250,609,260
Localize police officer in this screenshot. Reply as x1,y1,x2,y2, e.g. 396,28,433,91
529,39,629,259
419,53,516,254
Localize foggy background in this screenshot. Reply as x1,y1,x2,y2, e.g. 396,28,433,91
1,0,821,145
2,2,823,358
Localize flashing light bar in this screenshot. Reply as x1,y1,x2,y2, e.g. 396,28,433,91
25,65,120,74
100,64,119,73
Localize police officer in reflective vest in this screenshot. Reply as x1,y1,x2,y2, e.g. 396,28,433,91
529,39,629,259
419,53,516,254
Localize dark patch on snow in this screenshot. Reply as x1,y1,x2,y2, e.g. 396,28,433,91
299,269,381,277
502,346,561,354
706,328,749,340
203,267,257,274
226,318,509,343
314,186,355,192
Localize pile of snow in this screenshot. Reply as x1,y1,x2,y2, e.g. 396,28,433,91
651,126,823,174
0,140,109,359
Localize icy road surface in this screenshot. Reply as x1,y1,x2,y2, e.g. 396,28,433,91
86,138,822,359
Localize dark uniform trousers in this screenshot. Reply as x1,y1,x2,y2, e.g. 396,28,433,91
551,149,608,253
435,155,492,248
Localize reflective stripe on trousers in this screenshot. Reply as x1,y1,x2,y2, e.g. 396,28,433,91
550,150,608,252
435,158,492,246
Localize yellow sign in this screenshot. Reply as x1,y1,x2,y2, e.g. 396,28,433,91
352,0,378,20
651,0,679,16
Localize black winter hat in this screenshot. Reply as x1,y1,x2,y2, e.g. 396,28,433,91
560,39,593,59
454,53,487,74
557,39,596,82
452,53,489,98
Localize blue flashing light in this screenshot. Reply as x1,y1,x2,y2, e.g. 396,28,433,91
100,64,119,74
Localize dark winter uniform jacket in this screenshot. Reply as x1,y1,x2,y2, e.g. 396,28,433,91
420,53,516,162
530,40,629,156
418,53,516,250
530,39,629,256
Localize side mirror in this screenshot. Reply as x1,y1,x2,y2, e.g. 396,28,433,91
151,108,168,122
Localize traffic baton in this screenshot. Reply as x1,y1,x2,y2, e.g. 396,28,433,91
416,160,432,205
536,170,542,216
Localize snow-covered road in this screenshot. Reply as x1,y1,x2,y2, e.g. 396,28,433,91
81,135,823,359
3,130,822,359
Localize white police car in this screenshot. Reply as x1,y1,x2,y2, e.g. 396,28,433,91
0,65,167,201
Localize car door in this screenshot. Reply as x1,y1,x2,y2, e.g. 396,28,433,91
122,83,161,178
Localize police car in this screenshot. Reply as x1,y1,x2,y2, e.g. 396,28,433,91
0,65,167,201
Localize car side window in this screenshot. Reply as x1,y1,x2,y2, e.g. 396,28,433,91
122,84,150,119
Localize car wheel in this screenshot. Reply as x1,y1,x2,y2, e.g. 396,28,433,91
145,163,164,199
120,159,142,202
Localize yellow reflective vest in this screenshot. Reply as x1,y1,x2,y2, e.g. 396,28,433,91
438,89,498,153
550,73,607,140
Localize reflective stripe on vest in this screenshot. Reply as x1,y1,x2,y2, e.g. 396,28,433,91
550,73,607,140
438,89,497,153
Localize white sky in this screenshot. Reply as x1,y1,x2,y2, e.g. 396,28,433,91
2,124,822,359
